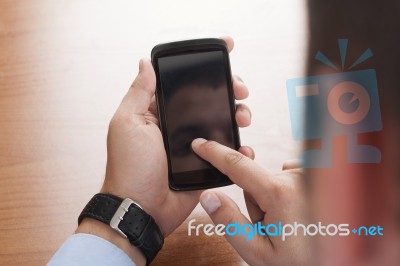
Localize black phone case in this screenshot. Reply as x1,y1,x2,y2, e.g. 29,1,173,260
151,38,241,191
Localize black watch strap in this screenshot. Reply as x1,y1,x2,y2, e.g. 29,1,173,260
78,193,164,265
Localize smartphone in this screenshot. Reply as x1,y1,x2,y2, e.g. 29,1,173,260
151,38,241,191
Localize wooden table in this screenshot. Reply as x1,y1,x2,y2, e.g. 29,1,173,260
0,0,306,265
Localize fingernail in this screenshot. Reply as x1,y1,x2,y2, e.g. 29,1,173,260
139,59,144,72
201,192,221,214
236,76,244,83
192,138,207,146
241,108,251,119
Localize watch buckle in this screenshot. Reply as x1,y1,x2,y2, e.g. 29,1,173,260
110,198,143,238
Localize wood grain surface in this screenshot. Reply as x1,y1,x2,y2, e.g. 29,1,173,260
0,0,306,265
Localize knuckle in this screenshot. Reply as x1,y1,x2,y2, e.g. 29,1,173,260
269,180,293,201
129,76,142,91
269,182,298,209
270,183,284,199
224,204,242,226
201,140,218,152
225,152,245,167
225,210,237,226
109,112,134,129
130,75,154,97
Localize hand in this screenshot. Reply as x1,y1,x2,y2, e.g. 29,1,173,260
101,37,252,238
191,139,310,266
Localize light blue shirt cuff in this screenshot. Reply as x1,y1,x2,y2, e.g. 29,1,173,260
48,233,136,266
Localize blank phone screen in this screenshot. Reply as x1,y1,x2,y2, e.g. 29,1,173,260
158,51,236,174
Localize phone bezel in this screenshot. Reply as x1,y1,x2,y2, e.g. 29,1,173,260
151,38,241,191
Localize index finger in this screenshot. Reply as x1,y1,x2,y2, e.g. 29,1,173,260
191,138,273,198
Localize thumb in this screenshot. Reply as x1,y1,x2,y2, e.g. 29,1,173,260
118,58,156,118
200,190,270,265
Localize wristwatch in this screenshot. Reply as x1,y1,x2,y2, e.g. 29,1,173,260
78,193,164,265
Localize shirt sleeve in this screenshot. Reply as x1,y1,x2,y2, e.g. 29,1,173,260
48,233,136,266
